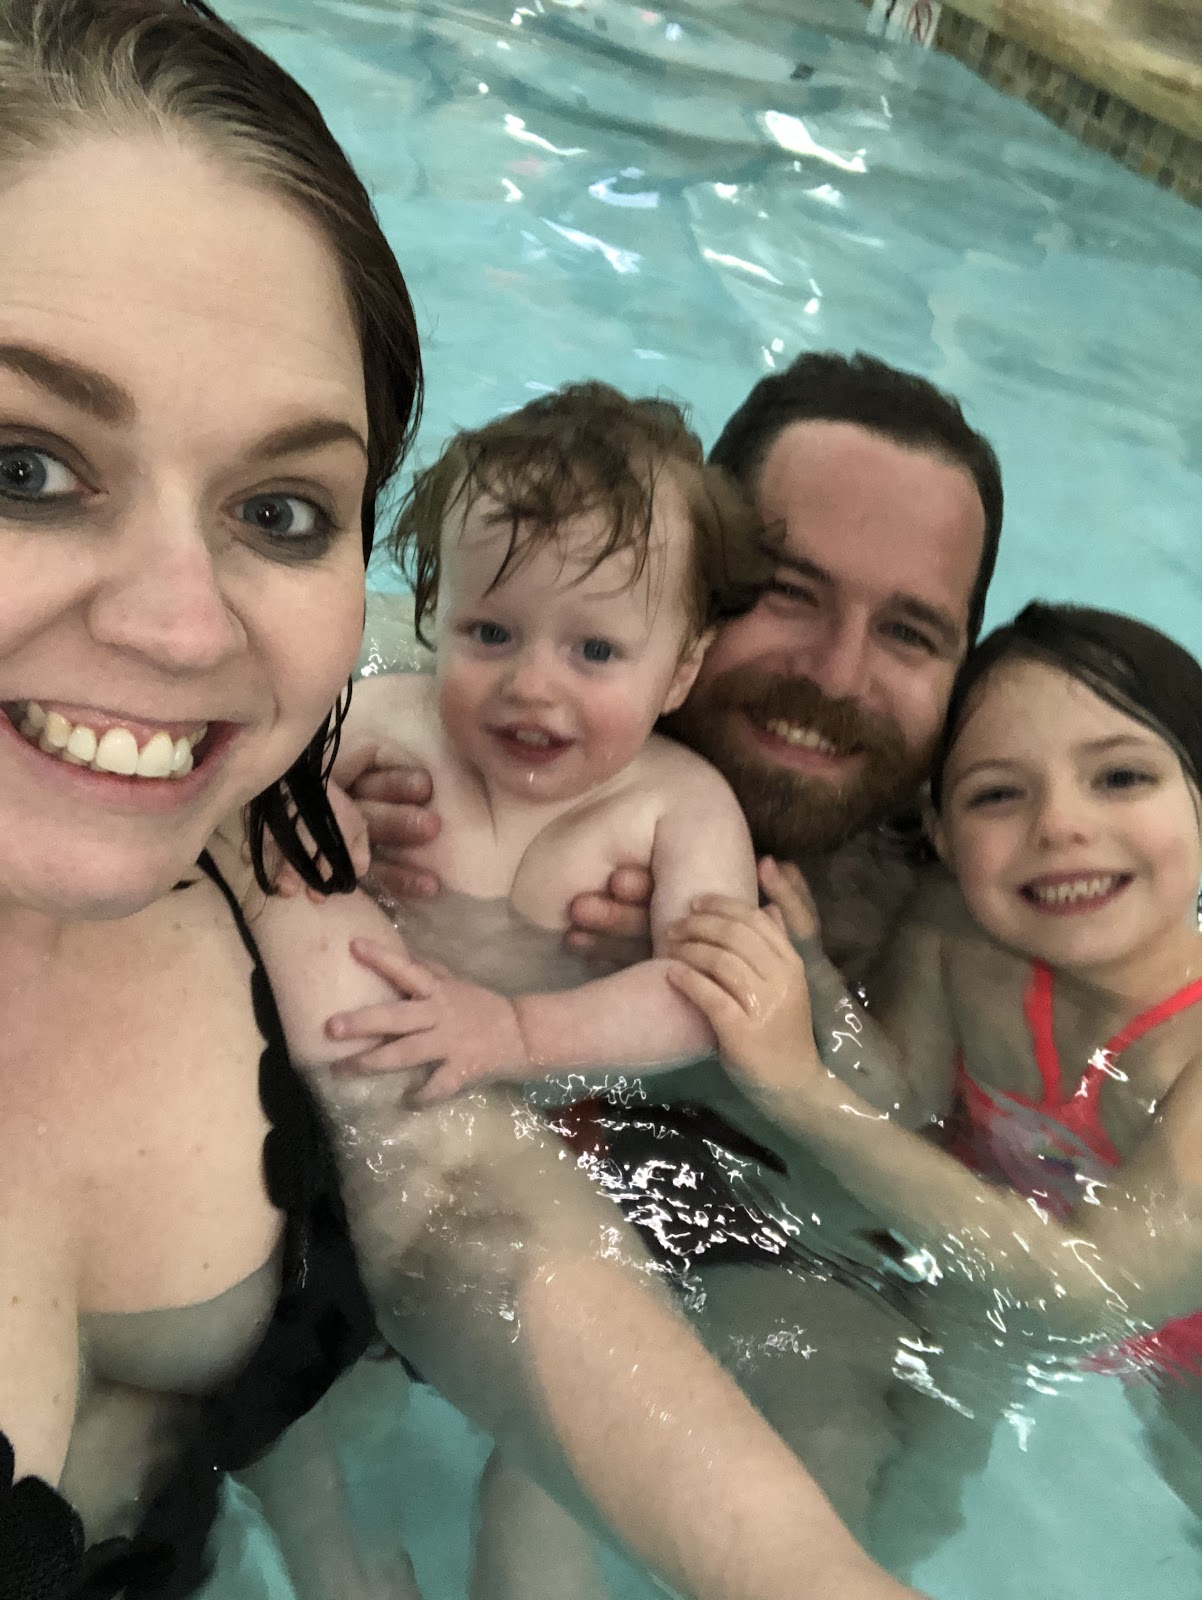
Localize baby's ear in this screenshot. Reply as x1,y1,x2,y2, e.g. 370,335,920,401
662,627,715,715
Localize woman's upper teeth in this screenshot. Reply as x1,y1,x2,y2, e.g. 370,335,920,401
17,701,207,779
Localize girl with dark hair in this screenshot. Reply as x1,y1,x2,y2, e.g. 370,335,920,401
0,3,926,1599
667,601,1202,1535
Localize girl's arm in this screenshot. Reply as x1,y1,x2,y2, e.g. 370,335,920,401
667,871,1202,1342
326,758,759,1101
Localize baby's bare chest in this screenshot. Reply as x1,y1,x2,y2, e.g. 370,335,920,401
425,782,660,931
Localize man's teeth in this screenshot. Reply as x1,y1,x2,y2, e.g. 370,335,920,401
1028,875,1121,906
16,702,206,780
762,718,838,755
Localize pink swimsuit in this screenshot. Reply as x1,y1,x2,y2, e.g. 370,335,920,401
950,959,1202,1379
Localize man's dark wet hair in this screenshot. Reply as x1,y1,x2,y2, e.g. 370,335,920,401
929,601,1202,811
710,351,1003,645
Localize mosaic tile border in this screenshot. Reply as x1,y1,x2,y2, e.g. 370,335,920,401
853,0,1202,205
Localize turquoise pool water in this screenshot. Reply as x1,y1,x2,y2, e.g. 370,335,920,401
212,1,1202,1595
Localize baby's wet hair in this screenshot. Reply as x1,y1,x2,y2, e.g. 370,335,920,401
930,601,1202,811
391,381,774,649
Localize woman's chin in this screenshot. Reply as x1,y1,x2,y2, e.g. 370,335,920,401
0,830,217,923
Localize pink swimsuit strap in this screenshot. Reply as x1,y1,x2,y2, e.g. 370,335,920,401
1021,961,1202,1169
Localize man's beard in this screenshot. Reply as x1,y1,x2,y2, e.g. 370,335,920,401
663,666,932,860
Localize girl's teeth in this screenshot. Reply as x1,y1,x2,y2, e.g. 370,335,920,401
14,702,206,780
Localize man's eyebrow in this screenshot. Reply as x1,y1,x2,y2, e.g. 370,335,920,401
767,549,963,651
243,417,369,465
0,343,134,425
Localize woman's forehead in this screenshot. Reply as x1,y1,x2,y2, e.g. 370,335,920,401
0,131,366,437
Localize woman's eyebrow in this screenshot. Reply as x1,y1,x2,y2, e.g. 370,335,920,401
0,342,134,423
243,416,369,465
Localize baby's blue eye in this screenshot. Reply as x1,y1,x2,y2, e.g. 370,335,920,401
475,621,510,646
581,638,615,663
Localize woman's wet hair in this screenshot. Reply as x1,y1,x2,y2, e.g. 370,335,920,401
930,601,1202,810
0,0,424,893
392,380,774,651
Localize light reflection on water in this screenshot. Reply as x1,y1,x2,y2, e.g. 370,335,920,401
215,2,1202,1596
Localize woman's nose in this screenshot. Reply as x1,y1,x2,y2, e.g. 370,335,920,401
85,497,244,673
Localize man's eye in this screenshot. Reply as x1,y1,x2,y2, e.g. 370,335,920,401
0,444,81,504
884,620,938,654
580,638,616,663
237,492,332,542
472,621,511,646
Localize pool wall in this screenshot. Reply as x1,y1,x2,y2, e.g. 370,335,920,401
857,0,1202,204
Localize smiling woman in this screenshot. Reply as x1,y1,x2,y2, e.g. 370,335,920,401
0,6,925,1600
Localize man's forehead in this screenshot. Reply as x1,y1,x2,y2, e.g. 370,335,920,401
755,419,985,619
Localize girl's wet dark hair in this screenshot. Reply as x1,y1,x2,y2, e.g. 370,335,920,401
930,601,1202,811
1,0,423,894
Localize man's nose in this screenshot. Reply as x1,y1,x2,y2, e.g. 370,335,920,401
796,612,872,703
85,494,245,674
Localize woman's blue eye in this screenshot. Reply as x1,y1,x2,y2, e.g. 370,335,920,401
581,638,615,663
0,445,79,503
474,621,511,646
237,492,330,541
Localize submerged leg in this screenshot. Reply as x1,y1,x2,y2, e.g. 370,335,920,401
470,1449,607,1600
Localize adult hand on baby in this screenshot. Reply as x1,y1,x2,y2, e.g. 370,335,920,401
340,741,443,900
325,938,529,1103
565,864,654,968
664,856,822,1100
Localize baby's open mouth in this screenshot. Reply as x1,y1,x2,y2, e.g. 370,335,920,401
4,700,211,780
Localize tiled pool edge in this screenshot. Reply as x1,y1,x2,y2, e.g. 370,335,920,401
854,1,1202,206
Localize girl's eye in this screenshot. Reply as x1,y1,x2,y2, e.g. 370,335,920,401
472,621,511,647
580,638,616,664
966,784,1022,808
237,492,331,542
1099,765,1154,793
0,444,81,505
766,578,816,605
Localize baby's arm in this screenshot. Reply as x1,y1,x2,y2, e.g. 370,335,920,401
329,753,758,1098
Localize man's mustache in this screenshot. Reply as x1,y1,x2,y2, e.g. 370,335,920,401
700,667,904,762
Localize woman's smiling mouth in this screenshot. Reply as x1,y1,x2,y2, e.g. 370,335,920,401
3,699,215,780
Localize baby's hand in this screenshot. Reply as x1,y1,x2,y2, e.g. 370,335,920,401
664,890,820,1099
325,939,529,1102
